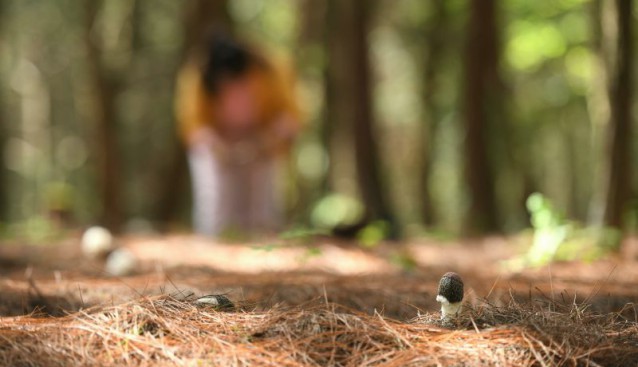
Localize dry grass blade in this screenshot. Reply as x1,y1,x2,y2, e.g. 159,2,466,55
0,292,636,366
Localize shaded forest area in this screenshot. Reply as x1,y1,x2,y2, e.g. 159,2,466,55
0,0,636,243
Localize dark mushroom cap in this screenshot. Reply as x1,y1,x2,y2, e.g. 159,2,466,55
438,272,464,303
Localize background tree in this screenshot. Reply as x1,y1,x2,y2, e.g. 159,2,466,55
601,0,634,231
0,0,6,222
83,0,123,232
290,0,328,220
325,0,398,237
183,0,232,52
462,0,503,235
418,0,449,227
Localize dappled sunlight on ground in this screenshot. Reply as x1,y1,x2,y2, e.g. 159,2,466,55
0,234,636,317
125,235,396,275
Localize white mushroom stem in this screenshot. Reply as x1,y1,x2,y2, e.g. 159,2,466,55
436,295,462,319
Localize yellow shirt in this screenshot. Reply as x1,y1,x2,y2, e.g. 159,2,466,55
174,51,301,154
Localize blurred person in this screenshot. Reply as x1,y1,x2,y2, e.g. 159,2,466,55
175,32,301,237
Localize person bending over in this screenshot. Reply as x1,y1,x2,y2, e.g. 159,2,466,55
175,33,301,236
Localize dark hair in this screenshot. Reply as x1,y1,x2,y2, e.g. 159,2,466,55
201,33,251,94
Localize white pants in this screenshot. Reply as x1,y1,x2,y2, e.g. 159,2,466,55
188,142,283,236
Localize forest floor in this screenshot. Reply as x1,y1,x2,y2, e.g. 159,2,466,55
0,233,637,366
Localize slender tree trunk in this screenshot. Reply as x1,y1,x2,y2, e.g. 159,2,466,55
586,0,611,225
322,0,339,196
83,0,122,232
183,0,232,53
327,0,398,236
130,0,143,51
0,1,6,222
290,0,328,221
602,0,634,230
462,0,502,235
420,0,448,227
0,102,4,223
351,1,386,222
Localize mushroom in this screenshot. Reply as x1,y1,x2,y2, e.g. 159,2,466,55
436,272,464,319
105,248,137,276
81,226,114,259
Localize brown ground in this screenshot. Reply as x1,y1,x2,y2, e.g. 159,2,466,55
0,234,637,366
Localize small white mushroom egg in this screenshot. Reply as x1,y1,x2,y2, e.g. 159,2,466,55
105,248,137,276
81,226,114,258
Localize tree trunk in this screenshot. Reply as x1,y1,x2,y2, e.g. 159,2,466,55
183,0,232,54
0,1,6,222
0,100,5,223
326,0,398,236
290,0,329,220
602,0,634,230
419,0,448,227
83,0,122,232
462,0,502,235
322,0,339,196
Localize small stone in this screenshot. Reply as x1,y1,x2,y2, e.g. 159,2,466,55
194,294,234,310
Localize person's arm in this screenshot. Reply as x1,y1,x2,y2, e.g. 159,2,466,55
255,59,302,157
175,60,216,147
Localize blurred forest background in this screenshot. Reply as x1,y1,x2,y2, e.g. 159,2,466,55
0,0,635,247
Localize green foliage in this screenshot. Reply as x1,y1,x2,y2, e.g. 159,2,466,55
310,193,364,231
44,182,73,212
515,193,622,269
356,220,390,248
298,246,322,263
231,0,298,49
527,192,564,228
251,244,278,252
218,228,251,243
507,21,567,71
389,249,417,272
524,192,570,266
279,227,328,242
1,216,66,244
